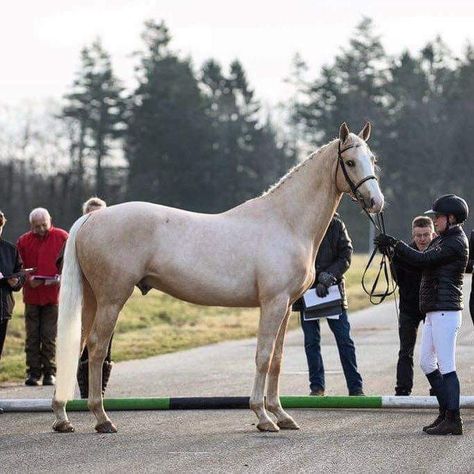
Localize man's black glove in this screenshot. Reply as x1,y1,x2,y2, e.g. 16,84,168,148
373,234,398,253
316,283,329,297
318,272,336,287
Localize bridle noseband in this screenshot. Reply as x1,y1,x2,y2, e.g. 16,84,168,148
336,141,378,207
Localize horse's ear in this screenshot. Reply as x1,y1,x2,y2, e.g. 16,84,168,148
339,122,350,144
358,122,371,142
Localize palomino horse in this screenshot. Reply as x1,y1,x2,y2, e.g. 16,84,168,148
52,122,384,433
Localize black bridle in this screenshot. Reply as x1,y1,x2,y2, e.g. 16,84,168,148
337,140,397,305
337,142,378,207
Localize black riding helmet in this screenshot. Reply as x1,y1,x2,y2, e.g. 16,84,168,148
424,194,469,224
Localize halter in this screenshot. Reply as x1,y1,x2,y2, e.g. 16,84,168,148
336,140,398,305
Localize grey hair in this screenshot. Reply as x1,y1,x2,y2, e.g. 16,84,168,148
29,207,51,223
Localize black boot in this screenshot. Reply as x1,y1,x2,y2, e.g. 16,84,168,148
422,407,446,432
426,409,463,435
102,361,113,396
77,359,89,399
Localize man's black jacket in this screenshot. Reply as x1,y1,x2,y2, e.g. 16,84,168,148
293,215,353,311
0,239,23,322
393,225,468,314
392,242,424,319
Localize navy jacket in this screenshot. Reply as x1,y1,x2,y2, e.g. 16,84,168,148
392,242,424,319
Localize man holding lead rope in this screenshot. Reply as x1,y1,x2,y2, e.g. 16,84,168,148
375,194,469,436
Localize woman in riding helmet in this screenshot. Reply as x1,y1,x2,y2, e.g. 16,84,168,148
375,194,469,436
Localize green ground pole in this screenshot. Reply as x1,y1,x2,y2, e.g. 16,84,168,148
3,396,474,412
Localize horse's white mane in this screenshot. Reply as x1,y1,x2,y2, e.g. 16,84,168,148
260,140,335,197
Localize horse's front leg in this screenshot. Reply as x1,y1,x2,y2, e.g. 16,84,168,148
250,297,288,432
266,307,300,430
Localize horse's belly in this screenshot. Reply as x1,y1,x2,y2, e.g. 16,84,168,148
145,275,259,308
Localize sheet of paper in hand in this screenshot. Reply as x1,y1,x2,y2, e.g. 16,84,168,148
302,284,343,321
31,274,61,285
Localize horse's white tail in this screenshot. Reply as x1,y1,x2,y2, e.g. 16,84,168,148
55,214,89,403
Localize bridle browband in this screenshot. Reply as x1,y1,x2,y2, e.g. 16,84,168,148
336,139,397,305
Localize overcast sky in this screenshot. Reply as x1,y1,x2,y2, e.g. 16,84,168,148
2,0,473,109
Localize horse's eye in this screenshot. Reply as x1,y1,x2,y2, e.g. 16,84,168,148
346,160,355,167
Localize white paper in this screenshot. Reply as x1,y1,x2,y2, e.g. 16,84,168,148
302,312,340,321
303,285,341,308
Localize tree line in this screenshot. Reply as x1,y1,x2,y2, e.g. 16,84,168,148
1,18,473,249
291,17,474,247
0,20,296,241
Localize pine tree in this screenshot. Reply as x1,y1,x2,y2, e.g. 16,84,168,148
63,39,125,200
126,20,214,210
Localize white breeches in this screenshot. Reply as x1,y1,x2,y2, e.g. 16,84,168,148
419,310,462,375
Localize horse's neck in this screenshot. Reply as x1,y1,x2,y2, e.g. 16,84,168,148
264,140,342,249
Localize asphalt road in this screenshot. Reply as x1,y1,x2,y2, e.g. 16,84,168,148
1,277,474,473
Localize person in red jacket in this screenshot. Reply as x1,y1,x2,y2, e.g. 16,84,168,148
17,208,68,386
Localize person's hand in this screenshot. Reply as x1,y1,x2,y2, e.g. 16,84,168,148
318,272,336,287
316,283,329,297
374,234,398,253
29,278,43,288
7,277,19,288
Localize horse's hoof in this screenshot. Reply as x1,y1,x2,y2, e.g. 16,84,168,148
52,420,75,433
277,418,300,430
257,420,280,432
95,421,118,433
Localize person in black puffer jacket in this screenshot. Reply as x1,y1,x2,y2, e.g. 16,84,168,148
375,194,469,436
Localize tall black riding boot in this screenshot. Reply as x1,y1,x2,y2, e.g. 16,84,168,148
77,359,89,399
424,370,448,433
102,361,113,396
426,409,463,435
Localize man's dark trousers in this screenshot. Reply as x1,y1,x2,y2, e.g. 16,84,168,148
0,320,8,359
396,311,424,395
300,310,363,394
25,304,58,378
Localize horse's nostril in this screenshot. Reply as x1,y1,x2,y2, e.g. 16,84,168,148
370,198,375,208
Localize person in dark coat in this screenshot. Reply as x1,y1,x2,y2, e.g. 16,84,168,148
293,214,364,396
375,194,469,436
392,216,435,396
0,211,25,360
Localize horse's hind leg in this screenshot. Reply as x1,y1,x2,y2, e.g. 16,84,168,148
87,303,120,433
266,307,299,430
250,297,288,432
80,277,97,353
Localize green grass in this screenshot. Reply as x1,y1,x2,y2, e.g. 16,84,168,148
0,253,384,383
